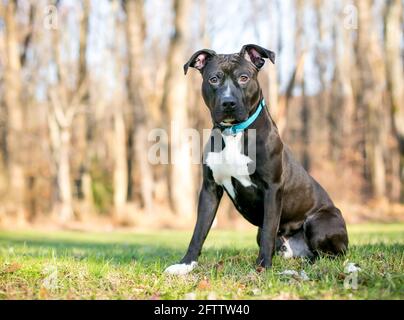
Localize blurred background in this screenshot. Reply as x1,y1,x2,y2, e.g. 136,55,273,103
0,0,403,230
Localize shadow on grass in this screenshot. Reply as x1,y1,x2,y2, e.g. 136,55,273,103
0,235,257,267
0,234,402,269
0,236,178,265
347,242,404,255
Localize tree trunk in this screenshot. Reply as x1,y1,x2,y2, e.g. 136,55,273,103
47,100,74,222
2,1,26,221
301,78,310,171
57,128,73,221
77,0,93,212
355,0,387,199
112,104,128,219
48,0,90,221
330,0,356,166
338,3,356,153
278,53,306,138
125,0,154,213
384,0,404,201
266,0,279,116
162,0,195,217
314,0,333,161
296,0,310,170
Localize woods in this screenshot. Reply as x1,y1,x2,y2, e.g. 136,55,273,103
0,0,403,227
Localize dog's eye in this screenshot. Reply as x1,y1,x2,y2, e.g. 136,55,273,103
209,76,218,84
239,75,249,83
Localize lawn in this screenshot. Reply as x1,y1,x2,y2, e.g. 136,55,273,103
0,224,403,300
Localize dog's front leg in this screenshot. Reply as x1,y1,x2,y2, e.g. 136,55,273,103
257,185,282,268
164,182,223,275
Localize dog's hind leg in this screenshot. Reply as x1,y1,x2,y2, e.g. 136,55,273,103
304,207,348,257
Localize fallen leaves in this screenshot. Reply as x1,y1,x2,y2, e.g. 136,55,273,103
256,265,265,273
214,260,224,272
2,262,22,274
337,272,346,280
38,286,49,299
197,278,211,290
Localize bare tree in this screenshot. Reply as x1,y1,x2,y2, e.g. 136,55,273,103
265,0,306,138
162,0,196,217
266,0,280,129
108,0,132,222
124,0,154,214
384,0,404,200
48,1,89,221
329,0,356,166
296,0,310,170
0,1,30,222
355,0,388,199
111,93,128,221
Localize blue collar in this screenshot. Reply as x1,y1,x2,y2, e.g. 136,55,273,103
221,99,266,135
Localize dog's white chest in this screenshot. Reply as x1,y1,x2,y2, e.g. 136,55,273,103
205,132,255,199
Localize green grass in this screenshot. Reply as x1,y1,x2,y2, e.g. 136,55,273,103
0,224,403,300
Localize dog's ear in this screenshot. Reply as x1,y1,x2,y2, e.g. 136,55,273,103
240,44,275,69
184,49,217,75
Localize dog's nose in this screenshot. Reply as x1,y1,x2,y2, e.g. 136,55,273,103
221,98,237,110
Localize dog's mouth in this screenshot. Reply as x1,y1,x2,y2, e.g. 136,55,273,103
220,117,237,126
219,117,244,126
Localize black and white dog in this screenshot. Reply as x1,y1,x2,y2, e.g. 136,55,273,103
165,44,348,275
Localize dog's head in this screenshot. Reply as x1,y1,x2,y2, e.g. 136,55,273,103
184,44,275,126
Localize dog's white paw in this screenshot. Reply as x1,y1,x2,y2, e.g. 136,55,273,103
164,261,197,275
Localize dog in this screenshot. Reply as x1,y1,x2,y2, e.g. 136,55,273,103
165,44,348,275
